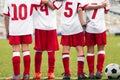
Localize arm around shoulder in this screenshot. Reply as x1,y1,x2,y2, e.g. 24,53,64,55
78,8,86,26
42,0,55,10
84,1,107,10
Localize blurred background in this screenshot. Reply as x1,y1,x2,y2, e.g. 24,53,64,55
0,0,120,39
0,0,5,39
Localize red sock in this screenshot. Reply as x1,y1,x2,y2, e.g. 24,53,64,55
87,54,94,75
23,55,31,75
35,51,42,73
77,56,84,75
48,51,55,73
12,56,20,76
62,53,70,75
97,51,105,73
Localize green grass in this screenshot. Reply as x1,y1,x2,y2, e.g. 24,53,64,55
0,34,120,79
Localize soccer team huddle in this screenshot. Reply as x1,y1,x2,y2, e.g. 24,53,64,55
3,0,109,80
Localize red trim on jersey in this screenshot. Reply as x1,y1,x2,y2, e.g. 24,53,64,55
3,13,10,16
30,1,42,16
77,2,81,9
77,2,81,12
104,7,109,13
81,4,89,10
53,0,62,10
3,7,10,16
30,2,42,16
30,4,37,16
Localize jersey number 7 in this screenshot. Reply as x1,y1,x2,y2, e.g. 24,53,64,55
92,9,98,19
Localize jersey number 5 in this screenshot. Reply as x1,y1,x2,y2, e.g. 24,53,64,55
12,4,27,20
64,2,73,18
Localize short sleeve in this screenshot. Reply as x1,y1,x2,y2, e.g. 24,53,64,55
104,0,110,13
77,0,88,10
3,0,10,16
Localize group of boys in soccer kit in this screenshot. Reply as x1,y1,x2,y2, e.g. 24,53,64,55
3,0,109,80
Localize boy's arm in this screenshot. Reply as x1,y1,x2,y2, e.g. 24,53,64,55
78,8,86,26
104,0,110,14
42,0,63,10
4,16,9,39
84,1,107,10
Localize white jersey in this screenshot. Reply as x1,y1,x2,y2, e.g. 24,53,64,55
60,0,87,35
85,0,109,33
34,0,62,30
3,0,41,35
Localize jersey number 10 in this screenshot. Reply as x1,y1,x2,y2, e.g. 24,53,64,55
12,4,27,20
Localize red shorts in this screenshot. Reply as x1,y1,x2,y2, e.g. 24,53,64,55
34,29,59,51
61,32,85,47
9,34,32,45
85,31,107,46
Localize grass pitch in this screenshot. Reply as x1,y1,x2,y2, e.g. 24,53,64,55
0,34,120,79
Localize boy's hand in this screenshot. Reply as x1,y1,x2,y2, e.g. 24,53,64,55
6,32,9,39
100,0,107,8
